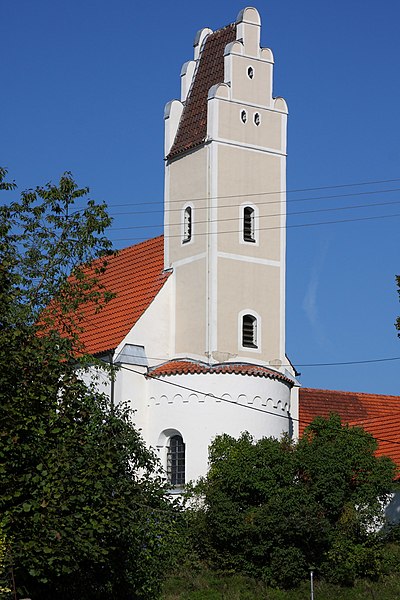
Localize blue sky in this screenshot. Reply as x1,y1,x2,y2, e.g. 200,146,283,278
2,1,399,395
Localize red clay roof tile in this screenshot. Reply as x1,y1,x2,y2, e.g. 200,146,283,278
76,236,168,355
299,387,400,475
148,359,294,385
167,24,237,159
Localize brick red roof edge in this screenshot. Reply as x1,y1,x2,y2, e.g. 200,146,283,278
299,387,400,477
147,359,294,386
167,23,237,159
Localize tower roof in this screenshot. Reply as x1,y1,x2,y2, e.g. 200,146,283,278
167,23,237,159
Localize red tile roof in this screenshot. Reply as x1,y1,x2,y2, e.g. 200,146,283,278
76,236,169,355
167,23,237,159
148,359,294,385
299,387,400,474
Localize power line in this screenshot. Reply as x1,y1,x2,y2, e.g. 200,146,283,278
294,356,400,367
71,176,400,211
99,344,400,368
104,185,400,217
108,211,400,243
116,363,400,447
118,362,295,421
109,198,400,231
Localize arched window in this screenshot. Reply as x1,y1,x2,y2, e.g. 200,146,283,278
242,314,257,348
243,206,255,242
183,206,192,243
167,434,185,486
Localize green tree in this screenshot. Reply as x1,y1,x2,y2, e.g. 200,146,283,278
0,169,179,599
189,416,395,588
0,522,11,597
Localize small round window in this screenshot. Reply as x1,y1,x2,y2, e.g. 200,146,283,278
241,110,247,124
247,66,254,79
254,112,260,126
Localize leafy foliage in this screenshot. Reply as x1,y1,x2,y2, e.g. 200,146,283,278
0,522,11,596
0,170,180,599
0,168,114,342
188,417,395,588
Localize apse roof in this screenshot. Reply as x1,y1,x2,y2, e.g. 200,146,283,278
147,359,294,385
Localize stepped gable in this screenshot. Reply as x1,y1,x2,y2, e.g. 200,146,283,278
167,23,237,159
299,387,400,476
77,236,169,355
147,359,294,385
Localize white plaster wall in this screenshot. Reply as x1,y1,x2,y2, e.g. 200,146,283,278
217,102,283,152
146,372,292,482
78,365,112,398
79,362,296,484
165,147,208,267
114,364,149,438
217,257,281,363
174,257,207,357
115,277,172,367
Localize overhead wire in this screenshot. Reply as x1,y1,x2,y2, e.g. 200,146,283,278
291,356,400,367
116,363,400,447
109,211,400,243
108,354,400,369
69,184,400,219
70,176,400,211
109,198,400,231
65,177,400,242
110,186,400,217
64,174,400,429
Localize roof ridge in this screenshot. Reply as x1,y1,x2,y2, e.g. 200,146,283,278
301,387,400,399
167,22,237,159
147,359,293,385
208,21,236,36
149,358,280,370
117,234,164,253
148,357,210,369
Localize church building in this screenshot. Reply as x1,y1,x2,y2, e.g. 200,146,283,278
78,7,400,487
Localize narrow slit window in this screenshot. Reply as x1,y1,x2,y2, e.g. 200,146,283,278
167,435,185,486
183,206,192,243
243,206,255,242
242,314,257,348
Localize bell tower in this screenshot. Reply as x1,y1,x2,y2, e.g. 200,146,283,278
164,7,288,368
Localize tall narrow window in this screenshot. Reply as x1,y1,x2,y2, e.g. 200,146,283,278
242,314,257,348
183,206,192,243
167,435,185,486
243,206,255,242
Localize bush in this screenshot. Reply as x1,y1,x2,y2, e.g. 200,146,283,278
188,418,395,589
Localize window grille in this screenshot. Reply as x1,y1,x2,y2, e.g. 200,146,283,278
243,206,255,242
242,314,257,348
167,435,185,486
183,206,192,243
